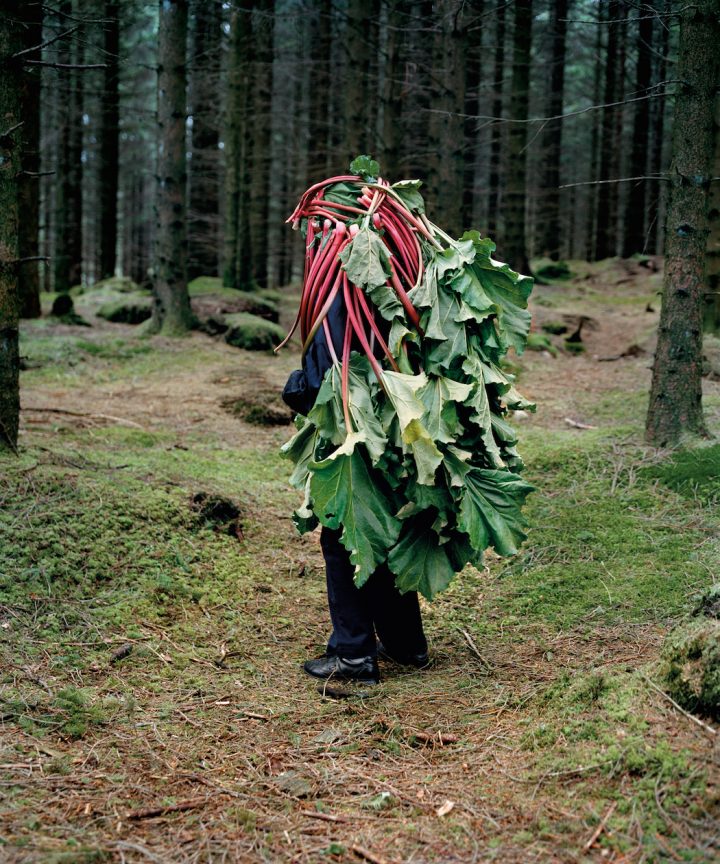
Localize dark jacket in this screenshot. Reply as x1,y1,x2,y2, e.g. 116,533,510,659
281,293,345,417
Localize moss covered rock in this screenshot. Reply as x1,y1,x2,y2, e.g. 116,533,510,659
660,585,720,720
221,390,293,426
78,276,142,295
224,313,285,351
97,294,153,324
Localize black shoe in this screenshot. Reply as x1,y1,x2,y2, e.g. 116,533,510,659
377,641,430,669
303,654,380,684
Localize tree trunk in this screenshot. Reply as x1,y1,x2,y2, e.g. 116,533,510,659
99,1,120,280
53,1,84,292
343,0,379,160
537,0,568,261
584,2,603,261
0,1,22,451
646,0,720,446
150,0,193,334
380,0,403,180
461,1,483,232
702,99,720,333
621,11,653,257
249,0,275,289
502,0,532,274
188,0,221,280
595,0,622,260
486,1,505,238
428,0,466,238
307,0,332,180
17,0,42,318
646,0,670,256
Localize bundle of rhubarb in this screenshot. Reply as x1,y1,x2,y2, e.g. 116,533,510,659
279,156,535,600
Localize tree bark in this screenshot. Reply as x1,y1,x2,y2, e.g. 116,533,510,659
622,11,653,257
584,2,603,261
150,0,193,334
461,0,483,232
646,0,720,446
486,1,505,238
249,0,275,289
17,0,42,318
502,0,532,274
646,1,670,256
0,1,22,451
537,0,568,261
702,98,720,334
342,0,379,160
53,0,83,292
595,0,623,260
380,0,403,180
428,0,466,238
99,1,120,280
188,0,221,280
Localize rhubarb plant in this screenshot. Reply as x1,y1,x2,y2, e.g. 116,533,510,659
278,157,535,600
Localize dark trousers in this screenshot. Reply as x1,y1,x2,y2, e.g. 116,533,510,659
321,526,427,660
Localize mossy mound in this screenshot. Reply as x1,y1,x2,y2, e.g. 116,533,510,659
191,290,279,324
660,616,720,721
97,294,153,325
642,444,720,507
190,492,244,538
221,390,293,426
534,259,573,281
224,313,285,351
526,332,558,355
77,276,142,295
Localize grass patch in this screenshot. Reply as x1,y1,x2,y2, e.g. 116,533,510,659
642,443,720,506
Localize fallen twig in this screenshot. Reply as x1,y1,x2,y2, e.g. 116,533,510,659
564,417,597,430
126,797,209,820
642,674,717,736
350,844,398,864
455,627,492,669
23,406,144,429
300,809,348,823
412,730,459,746
583,801,617,851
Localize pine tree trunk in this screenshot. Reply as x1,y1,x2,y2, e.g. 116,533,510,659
486,1,505,238
646,0,720,446
461,1,483,232
502,0,532,274
595,0,622,260
17,0,42,318
99,1,120,280
401,0,432,180
621,12,652,257
0,1,22,451
646,0,670,256
428,0,466,238
702,101,720,334
380,0,402,180
343,0,379,159
54,1,84,292
537,0,567,261
188,0,221,280
150,0,193,334
584,5,603,261
249,0,275,290
307,0,332,181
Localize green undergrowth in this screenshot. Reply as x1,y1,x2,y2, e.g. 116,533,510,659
3,308,719,861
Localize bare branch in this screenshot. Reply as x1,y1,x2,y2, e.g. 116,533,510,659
23,61,107,70
559,175,670,189
11,26,79,60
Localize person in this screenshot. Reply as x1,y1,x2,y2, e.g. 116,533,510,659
282,292,428,686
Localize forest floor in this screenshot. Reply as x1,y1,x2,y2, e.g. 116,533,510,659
1,257,720,863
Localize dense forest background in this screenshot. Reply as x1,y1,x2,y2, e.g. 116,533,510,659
18,0,688,297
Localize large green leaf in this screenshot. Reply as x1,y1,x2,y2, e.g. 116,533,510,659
418,376,472,443
381,370,427,431
388,516,456,600
401,418,443,485
280,417,319,489
340,227,392,292
391,180,425,214
455,463,534,557
309,432,400,586
473,259,533,355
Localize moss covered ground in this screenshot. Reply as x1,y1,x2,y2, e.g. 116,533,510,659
1,261,719,862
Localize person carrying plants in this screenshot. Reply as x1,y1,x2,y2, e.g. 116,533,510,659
278,157,535,688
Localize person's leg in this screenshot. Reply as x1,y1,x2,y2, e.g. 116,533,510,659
320,526,377,659
365,563,428,662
